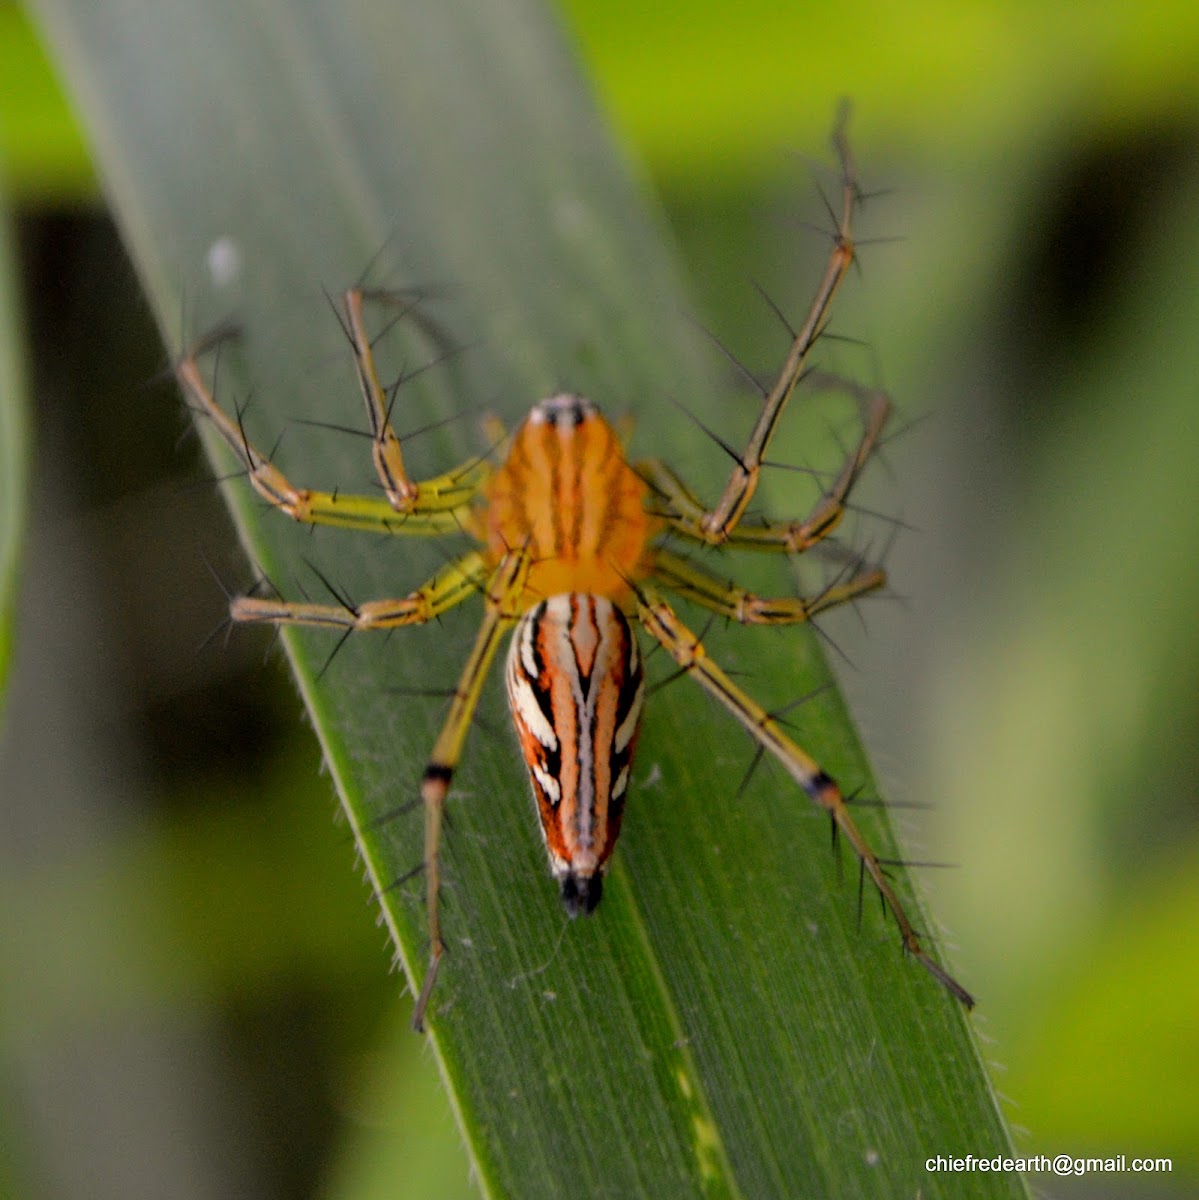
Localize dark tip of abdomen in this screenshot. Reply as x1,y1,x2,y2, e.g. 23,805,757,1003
560,872,603,917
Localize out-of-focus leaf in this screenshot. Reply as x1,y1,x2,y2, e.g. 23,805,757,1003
0,169,29,715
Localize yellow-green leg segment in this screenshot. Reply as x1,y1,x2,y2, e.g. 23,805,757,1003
634,583,974,1009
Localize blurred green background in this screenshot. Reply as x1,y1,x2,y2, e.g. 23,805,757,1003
1,1,1197,1197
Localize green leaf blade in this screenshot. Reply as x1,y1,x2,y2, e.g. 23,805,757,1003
29,0,1022,1195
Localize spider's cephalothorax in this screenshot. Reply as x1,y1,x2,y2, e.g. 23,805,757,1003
479,393,659,609
175,112,976,1031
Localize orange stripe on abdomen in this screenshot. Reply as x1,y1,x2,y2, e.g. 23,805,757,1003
504,593,645,912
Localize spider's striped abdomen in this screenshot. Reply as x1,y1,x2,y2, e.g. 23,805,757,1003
506,593,645,915
482,395,657,611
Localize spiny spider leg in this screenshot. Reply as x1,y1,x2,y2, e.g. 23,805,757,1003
412,550,529,1031
650,547,884,624
231,549,488,630
175,324,483,536
633,582,975,1009
638,377,890,555
342,288,486,514
676,102,862,545
223,542,530,1031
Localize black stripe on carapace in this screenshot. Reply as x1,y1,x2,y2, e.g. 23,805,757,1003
422,763,453,785
594,438,628,550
